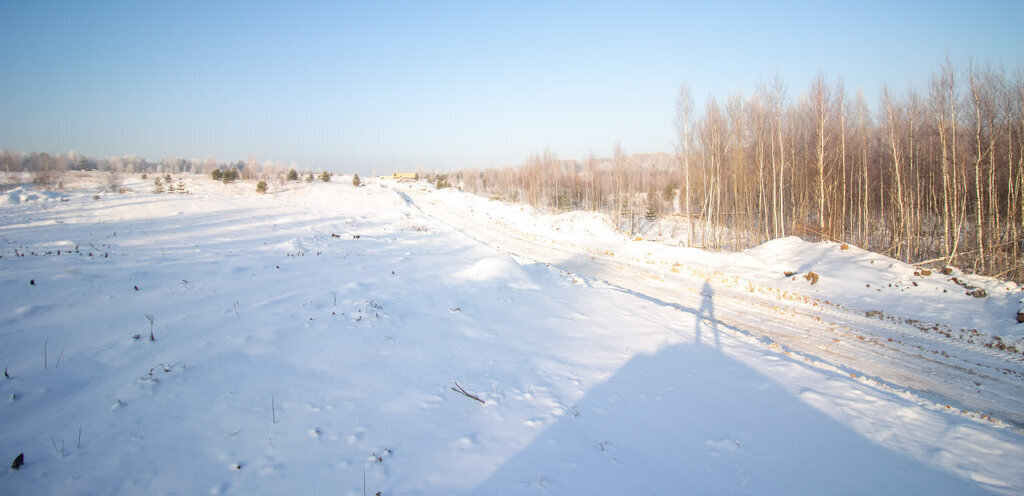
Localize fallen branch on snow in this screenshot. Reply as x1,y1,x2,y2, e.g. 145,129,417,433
451,381,485,405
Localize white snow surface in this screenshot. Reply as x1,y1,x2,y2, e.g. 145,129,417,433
452,256,540,290
0,187,64,206
1,173,1022,495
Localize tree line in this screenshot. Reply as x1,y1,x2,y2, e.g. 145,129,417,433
0,150,307,190
451,58,1024,282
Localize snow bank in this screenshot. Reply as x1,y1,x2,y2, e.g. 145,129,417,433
740,237,1024,339
0,187,64,205
452,256,539,289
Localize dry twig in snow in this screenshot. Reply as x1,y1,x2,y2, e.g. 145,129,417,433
451,381,485,405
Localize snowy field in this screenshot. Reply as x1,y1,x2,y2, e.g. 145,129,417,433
1,172,1023,495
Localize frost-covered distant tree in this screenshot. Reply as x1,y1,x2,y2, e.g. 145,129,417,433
27,152,67,188
202,157,218,174
246,156,261,180
160,157,184,174
122,155,141,174
1,150,17,187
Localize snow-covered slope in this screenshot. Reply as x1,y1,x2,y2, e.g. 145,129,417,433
1,174,1022,495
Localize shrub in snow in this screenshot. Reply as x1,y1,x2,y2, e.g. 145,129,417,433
256,180,268,194
287,169,299,181
106,171,121,192
210,169,223,181
352,174,362,187
221,168,238,183
305,173,314,183
32,169,63,189
319,171,331,182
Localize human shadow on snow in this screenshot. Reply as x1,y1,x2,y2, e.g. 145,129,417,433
695,281,720,351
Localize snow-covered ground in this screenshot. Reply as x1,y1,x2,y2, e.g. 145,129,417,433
1,172,1022,495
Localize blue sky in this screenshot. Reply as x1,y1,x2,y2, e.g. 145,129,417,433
1,0,1022,174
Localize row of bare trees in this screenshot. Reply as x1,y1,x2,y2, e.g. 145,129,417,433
453,58,1024,282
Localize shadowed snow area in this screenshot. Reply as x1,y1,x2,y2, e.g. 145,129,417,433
0,172,1022,495
475,341,990,495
